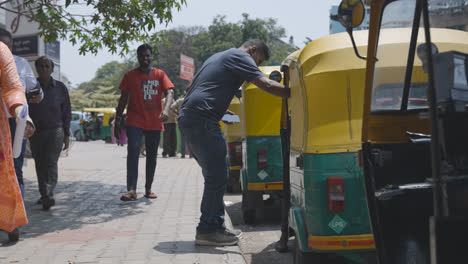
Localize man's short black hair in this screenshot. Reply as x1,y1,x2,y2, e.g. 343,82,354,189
241,39,270,61
35,56,54,71
0,28,12,40
137,43,153,56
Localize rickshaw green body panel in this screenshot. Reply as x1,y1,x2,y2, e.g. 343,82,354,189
241,136,283,192
289,151,373,254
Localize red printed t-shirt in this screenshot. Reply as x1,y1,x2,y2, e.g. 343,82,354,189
119,67,174,130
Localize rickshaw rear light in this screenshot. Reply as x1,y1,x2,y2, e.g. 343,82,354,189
327,177,345,212
257,149,268,169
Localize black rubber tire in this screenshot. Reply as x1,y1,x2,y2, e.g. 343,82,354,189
294,236,317,264
8,228,19,242
241,191,256,224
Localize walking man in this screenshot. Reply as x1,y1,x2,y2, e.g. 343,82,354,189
178,39,290,246
30,56,71,210
115,43,174,201
0,28,43,198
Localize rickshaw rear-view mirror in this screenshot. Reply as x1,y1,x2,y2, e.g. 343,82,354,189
269,70,282,83
338,0,367,61
338,0,365,30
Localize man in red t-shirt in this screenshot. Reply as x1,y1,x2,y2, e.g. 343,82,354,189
115,44,174,201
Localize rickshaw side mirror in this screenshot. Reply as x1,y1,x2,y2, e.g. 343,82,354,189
337,0,367,60
337,0,365,30
269,70,282,83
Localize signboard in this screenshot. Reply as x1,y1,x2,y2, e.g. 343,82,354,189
180,54,194,81
45,41,60,62
12,35,38,57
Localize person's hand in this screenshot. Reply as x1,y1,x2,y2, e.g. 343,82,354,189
160,110,169,122
63,136,70,151
28,93,43,104
114,121,121,140
24,119,35,138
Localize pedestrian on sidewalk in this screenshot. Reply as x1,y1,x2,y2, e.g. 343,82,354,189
0,41,35,241
115,43,174,201
0,28,43,198
30,56,72,211
178,39,290,246
161,97,177,158
170,94,189,158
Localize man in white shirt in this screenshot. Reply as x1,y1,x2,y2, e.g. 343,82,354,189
0,28,43,197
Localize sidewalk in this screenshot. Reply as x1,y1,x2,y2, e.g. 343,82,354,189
0,141,246,264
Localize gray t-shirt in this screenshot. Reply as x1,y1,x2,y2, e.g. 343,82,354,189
180,48,264,121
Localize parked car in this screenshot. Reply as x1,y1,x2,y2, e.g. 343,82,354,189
71,111,84,140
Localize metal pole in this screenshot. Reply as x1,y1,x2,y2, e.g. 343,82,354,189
421,0,443,217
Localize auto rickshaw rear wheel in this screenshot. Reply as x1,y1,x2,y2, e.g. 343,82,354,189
294,236,328,264
241,191,256,224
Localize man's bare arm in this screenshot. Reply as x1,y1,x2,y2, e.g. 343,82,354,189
116,91,129,118
251,76,290,98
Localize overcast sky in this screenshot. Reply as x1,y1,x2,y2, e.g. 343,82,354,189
61,0,342,87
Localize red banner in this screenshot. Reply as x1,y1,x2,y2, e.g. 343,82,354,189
180,54,194,81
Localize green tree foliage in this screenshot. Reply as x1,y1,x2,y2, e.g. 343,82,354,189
1,0,186,55
193,14,297,66
70,60,134,110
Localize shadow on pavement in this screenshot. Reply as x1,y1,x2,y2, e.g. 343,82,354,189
249,240,295,264
0,178,147,244
225,199,282,231
154,241,242,256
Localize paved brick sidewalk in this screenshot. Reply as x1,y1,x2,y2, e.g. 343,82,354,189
0,141,246,264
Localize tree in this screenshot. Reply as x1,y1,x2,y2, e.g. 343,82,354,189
1,0,186,55
192,14,297,66
69,60,134,110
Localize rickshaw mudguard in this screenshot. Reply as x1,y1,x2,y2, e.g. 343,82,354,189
289,207,309,253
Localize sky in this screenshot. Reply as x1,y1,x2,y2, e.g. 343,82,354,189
61,0,342,87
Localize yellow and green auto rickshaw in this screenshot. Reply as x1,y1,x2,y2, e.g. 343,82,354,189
240,66,284,224
78,108,115,143
281,30,376,263
338,0,468,263
224,96,243,193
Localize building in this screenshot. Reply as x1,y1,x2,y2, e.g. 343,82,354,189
0,1,61,80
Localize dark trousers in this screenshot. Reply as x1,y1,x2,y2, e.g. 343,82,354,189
179,116,227,233
179,126,186,156
8,118,26,198
30,127,64,199
162,123,177,156
126,126,161,192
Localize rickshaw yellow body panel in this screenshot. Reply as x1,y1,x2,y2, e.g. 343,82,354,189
242,66,283,137
285,31,369,154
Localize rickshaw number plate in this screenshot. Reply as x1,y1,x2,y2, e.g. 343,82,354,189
329,215,347,234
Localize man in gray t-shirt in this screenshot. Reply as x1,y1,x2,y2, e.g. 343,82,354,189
178,39,289,246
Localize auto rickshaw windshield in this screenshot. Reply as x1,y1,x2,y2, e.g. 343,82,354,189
371,0,468,112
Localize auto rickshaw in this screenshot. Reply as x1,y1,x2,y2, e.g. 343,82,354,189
281,29,377,263
240,66,284,224
338,0,468,263
77,108,115,143
224,96,243,193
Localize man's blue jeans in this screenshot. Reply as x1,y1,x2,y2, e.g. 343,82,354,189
178,116,227,233
9,118,26,198
126,126,161,192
